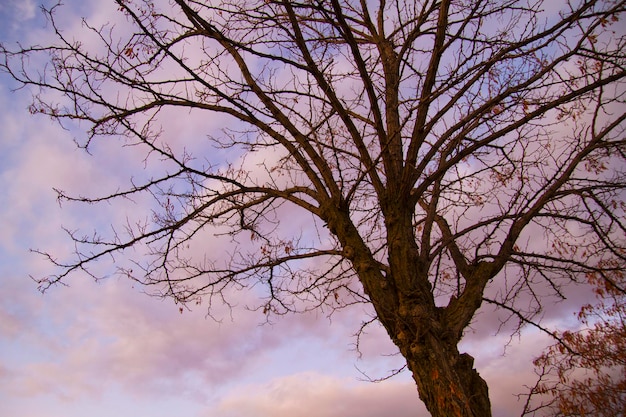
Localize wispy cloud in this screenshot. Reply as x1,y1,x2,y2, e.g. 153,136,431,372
213,372,427,417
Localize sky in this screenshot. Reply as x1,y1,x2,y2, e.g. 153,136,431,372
0,1,600,416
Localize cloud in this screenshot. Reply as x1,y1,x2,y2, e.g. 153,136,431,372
1,279,272,399
0,262,372,403
0,0,37,24
463,329,554,417
213,372,427,417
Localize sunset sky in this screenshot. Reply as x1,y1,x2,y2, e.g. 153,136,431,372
0,1,599,416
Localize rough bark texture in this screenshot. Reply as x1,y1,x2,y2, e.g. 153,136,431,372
338,197,495,416
409,344,491,417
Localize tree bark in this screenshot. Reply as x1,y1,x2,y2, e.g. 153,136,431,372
374,289,492,417
374,202,492,417
406,335,491,417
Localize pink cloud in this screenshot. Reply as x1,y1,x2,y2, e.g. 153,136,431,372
213,372,427,417
1,267,361,401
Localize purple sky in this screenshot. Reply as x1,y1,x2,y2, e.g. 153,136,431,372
0,1,597,416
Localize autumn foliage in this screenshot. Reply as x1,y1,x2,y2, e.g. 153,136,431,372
527,266,626,416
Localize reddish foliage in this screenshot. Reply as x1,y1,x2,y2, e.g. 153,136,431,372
530,268,626,416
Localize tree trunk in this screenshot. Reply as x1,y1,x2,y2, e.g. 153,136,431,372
405,335,492,417
336,198,493,416
378,205,492,417
380,293,491,417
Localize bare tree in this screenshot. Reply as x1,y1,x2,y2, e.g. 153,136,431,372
2,0,625,416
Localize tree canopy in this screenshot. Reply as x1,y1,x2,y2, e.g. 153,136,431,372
2,0,625,416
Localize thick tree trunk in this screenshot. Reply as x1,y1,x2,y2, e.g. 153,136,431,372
334,199,493,416
376,204,492,417
405,336,491,417
382,294,492,417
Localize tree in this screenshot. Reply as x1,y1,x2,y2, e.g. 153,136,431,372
2,0,625,416
523,267,626,416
